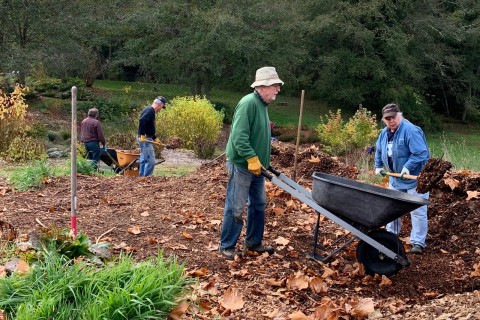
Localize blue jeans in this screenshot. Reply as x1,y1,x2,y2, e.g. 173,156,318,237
220,161,267,250
386,185,429,248
137,135,155,176
84,141,100,167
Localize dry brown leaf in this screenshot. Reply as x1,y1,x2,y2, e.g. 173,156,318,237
168,300,189,320
350,298,375,317
265,278,284,287
210,219,221,226
466,190,480,201
321,266,336,279
422,291,439,299
444,177,460,190
273,207,285,216
309,156,320,163
379,275,392,287
274,236,290,246
309,277,328,294
140,211,150,217
286,273,309,290
16,259,30,275
288,311,311,320
206,241,219,251
313,297,340,320
470,263,480,277
0,266,6,278
182,231,193,240
188,267,208,277
219,287,244,311
127,225,141,235
0,309,6,320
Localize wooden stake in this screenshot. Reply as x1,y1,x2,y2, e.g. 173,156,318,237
71,86,78,237
293,90,305,182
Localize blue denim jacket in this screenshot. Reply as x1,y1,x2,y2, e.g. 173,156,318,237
374,119,430,189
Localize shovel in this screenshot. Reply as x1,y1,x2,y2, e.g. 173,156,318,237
384,172,418,180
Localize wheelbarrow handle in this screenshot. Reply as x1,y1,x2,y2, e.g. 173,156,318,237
386,172,418,180
261,166,281,180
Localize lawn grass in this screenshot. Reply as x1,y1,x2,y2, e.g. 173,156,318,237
427,122,480,171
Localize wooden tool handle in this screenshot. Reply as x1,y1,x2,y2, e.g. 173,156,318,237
386,172,418,180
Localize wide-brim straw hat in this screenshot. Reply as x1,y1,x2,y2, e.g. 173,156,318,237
250,67,284,88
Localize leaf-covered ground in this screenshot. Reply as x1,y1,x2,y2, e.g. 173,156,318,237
1,142,479,319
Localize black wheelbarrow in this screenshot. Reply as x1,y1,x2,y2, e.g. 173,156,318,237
262,168,429,276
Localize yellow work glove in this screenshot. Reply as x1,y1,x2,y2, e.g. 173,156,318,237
246,156,262,176
154,138,162,144
139,135,147,142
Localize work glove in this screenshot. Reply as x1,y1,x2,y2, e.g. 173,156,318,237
375,168,387,177
139,135,147,142
247,156,262,176
400,167,410,179
154,138,162,144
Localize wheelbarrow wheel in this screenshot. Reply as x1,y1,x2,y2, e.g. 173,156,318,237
356,229,406,277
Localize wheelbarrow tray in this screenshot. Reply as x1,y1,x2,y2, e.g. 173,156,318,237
312,172,429,229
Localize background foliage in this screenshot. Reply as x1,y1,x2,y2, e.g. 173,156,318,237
0,0,479,124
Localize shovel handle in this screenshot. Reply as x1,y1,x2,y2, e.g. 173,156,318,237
386,172,418,180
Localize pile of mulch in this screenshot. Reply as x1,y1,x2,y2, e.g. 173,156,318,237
1,142,479,319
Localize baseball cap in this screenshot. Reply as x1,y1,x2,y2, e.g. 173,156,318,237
382,104,400,118
154,96,167,105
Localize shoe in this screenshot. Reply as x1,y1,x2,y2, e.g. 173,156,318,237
410,244,423,254
219,248,237,260
245,244,275,255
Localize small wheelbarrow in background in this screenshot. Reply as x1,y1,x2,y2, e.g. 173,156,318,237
262,168,429,276
100,148,140,176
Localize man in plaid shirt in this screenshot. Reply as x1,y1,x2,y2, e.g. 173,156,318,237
80,108,106,168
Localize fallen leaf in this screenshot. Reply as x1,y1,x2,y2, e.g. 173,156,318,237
466,190,479,201
379,275,392,287
188,267,208,277
288,311,311,320
206,241,219,251
350,298,375,317
140,211,150,217
182,231,193,240
273,207,285,216
444,178,459,190
286,273,309,290
309,277,328,293
127,225,141,235
265,278,284,287
168,300,189,320
0,266,6,278
219,287,244,311
16,259,30,275
274,236,290,246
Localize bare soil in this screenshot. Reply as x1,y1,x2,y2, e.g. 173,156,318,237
1,142,479,319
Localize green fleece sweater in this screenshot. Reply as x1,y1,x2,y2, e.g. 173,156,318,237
226,92,271,169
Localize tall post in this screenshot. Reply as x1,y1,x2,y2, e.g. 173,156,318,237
71,86,78,237
293,90,305,182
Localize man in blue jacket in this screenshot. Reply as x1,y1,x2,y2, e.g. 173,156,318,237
374,103,430,254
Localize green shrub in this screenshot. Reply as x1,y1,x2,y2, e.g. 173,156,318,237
47,130,59,142
156,96,224,158
316,107,379,156
74,157,97,175
0,85,29,154
4,136,46,162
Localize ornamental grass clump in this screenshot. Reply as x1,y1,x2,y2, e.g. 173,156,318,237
156,96,224,158
0,252,190,320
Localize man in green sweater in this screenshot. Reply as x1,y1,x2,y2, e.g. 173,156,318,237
219,66,284,260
